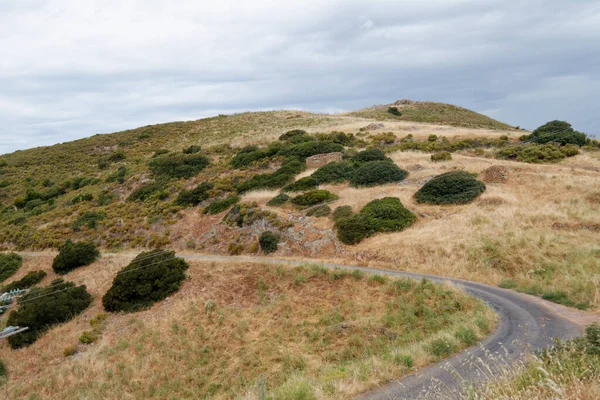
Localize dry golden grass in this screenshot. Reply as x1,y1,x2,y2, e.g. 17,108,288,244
0,257,495,399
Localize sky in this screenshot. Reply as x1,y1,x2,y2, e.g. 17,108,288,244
1,0,600,155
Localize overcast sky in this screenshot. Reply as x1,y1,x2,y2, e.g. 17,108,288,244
1,0,599,155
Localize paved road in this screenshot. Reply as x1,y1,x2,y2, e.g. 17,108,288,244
178,254,583,400
19,252,585,399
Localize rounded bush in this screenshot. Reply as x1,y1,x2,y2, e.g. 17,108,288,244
283,177,319,192
291,190,338,208
279,130,307,141
352,148,387,163
7,279,92,348
332,205,353,222
0,253,22,282
267,193,290,206
2,270,47,292
52,241,100,274
149,153,210,179
175,182,213,206
335,214,370,245
259,231,279,254
102,250,189,313
350,161,408,187
311,161,355,184
415,171,486,205
204,195,240,214
360,197,416,232
431,151,452,162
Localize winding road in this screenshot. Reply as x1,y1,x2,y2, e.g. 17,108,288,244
19,252,594,399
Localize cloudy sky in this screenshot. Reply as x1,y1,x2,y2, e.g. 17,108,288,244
1,0,599,154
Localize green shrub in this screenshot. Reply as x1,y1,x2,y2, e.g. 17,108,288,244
0,359,6,380
415,171,486,205
311,161,356,184
428,134,438,142
497,143,568,163
455,326,478,345
72,211,106,231
70,193,94,204
522,120,588,146
153,149,169,158
182,145,201,154
127,181,163,202
431,151,452,162
561,144,580,157
97,190,117,206
332,205,353,221
236,158,305,193
2,270,47,291
52,240,100,274
204,195,240,214
279,130,307,141
334,214,370,245
291,190,338,208
360,197,416,232
426,338,458,358
267,193,290,206
388,107,402,116
175,182,213,206
149,153,210,179
6,279,92,348
107,150,126,162
102,250,189,313
306,205,331,217
350,161,408,187
259,231,279,254
352,148,387,163
106,166,127,183
230,146,277,168
499,279,516,289
278,141,344,159
79,330,99,344
282,177,319,192
0,253,22,282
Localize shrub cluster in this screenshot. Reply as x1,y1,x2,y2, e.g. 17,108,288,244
72,211,106,231
149,152,210,179
106,166,127,184
311,161,356,184
6,279,92,348
415,171,486,205
291,190,338,208
352,148,387,163
388,107,402,116
349,161,408,187
102,250,189,313
223,202,277,227
230,145,279,168
278,141,344,159
259,231,279,254
175,182,213,206
14,187,66,209
266,193,289,206
335,198,416,245
2,270,47,292
0,253,22,282
522,120,588,146
282,177,319,192
182,145,202,154
52,240,100,274
237,158,305,193
496,143,577,163
204,195,240,214
279,130,307,141
332,205,353,221
431,151,452,162
127,181,165,202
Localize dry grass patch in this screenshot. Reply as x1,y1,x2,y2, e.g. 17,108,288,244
0,260,495,399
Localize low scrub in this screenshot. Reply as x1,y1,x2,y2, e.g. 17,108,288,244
266,193,289,206
0,252,22,282
282,177,319,192
431,151,452,162
349,161,408,187
278,140,344,160
72,211,106,231
332,205,353,221
2,270,47,292
127,181,164,202
237,158,305,193
102,250,189,312
311,161,355,184
204,195,240,214
279,129,307,141
352,148,387,163
291,190,338,208
175,182,213,206
496,143,578,163
52,240,100,274
306,204,331,217
259,231,279,254
6,279,92,348
149,152,210,179
415,171,486,205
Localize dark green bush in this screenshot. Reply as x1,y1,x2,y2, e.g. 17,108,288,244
237,158,305,193
7,279,92,348
107,150,126,162
335,214,370,245
415,171,486,205
230,147,273,168
282,177,319,192
0,359,6,379
70,193,94,204
279,130,307,141
311,161,356,184
102,250,189,313
388,107,402,116
2,270,47,292
149,153,210,179
291,190,338,208
431,151,452,162
72,211,106,231
0,253,22,282
175,182,213,206
204,195,240,214
106,166,127,183
306,205,331,217
278,141,344,159
259,231,279,254
428,134,438,142
360,197,416,232
352,148,387,163
127,181,164,202
350,161,408,187
267,193,290,207
332,205,353,221
97,190,117,206
153,149,169,158
523,120,588,146
182,145,201,154
52,240,100,274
